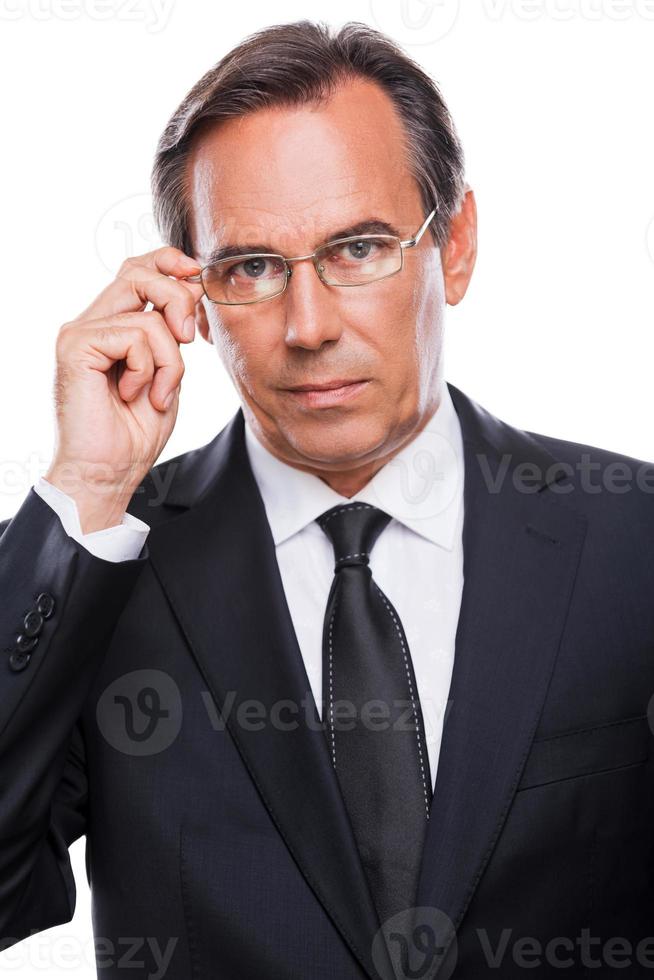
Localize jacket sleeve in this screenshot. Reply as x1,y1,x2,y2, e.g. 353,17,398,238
0,487,148,949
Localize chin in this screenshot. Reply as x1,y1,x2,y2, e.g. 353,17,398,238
286,417,388,464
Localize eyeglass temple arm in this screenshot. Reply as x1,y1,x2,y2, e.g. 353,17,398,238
182,273,203,282
400,207,438,249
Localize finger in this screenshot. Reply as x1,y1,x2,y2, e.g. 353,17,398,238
108,311,185,411
66,310,185,411
115,334,155,404
73,245,204,344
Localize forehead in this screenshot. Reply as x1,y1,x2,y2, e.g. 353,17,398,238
186,77,422,253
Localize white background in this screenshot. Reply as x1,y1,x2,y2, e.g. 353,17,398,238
1,0,653,976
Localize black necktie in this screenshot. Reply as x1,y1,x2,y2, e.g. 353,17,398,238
316,502,432,927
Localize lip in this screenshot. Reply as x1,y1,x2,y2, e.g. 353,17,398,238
286,379,366,391
284,379,370,408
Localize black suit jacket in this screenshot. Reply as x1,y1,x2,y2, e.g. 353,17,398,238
1,382,653,980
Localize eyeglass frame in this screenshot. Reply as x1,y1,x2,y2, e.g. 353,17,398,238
181,207,438,306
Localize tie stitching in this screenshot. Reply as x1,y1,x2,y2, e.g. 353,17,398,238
326,597,339,768
373,583,431,820
318,503,374,527
321,505,376,767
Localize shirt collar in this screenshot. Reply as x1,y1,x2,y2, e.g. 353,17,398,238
243,378,464,551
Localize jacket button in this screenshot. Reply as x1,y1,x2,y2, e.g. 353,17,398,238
9,650,31,671
36,593,55,618
23,610,44,637
16,633,39,654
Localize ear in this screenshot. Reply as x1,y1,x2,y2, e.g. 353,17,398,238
195,295,214,345
441,186,477,306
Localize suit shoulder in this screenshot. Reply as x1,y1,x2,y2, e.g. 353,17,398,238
524,427,654,522
526,428,653,472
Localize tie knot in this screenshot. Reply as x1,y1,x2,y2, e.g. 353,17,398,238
316,503,392,571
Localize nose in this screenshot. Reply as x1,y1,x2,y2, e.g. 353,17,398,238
282,259,343,349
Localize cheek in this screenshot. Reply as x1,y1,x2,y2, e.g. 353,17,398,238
207,309,276,384
365,265,444,393
340,279,416,345
355,282,425,370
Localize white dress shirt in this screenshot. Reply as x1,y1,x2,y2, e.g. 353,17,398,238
33,477,150,563
32,378,465,790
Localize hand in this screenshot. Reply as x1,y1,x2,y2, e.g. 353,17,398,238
44,246,205,532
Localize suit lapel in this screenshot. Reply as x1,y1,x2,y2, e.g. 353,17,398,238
134,383,587,980
142,411,391,980
413,384,588,972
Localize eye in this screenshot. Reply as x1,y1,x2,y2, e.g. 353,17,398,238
348,240,372,259
224,256,284,280
346,239,375,260
329,237,389,263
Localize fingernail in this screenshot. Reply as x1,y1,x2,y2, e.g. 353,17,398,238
163,391,174,410
182,315,195,341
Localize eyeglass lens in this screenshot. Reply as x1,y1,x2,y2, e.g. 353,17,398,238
201,235,403,304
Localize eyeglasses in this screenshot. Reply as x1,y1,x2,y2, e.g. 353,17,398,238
182,208,437,306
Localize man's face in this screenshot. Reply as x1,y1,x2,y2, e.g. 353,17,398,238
187,77,476,487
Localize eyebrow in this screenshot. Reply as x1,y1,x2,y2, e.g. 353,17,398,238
203,218,402,265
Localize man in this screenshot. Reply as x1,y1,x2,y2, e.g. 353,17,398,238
1,18,653,980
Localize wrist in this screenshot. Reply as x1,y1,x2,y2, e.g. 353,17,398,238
43,466,136,534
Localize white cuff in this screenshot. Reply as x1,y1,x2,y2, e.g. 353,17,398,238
34,477,150,563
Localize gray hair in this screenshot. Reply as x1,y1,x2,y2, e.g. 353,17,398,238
151,19,466,256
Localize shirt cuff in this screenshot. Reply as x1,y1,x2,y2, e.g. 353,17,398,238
33,477,150,563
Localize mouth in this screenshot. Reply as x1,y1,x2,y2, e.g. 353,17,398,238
283,379,370,408
286,378,366,391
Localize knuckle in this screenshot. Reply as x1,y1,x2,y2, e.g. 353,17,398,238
98,322,138,345
56,321,73,344
117,255,139,276
111,314,145,338
55,322,78,357
157,244,184,265
95,325,113,346
112,310,133,325
133,327,149,348
144,309,167,330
